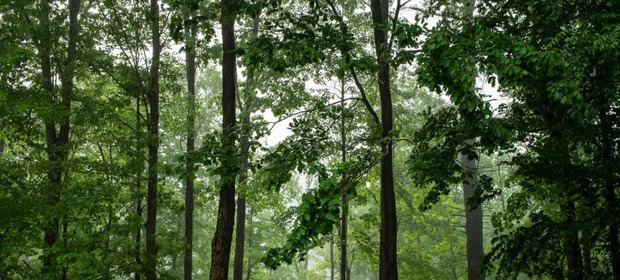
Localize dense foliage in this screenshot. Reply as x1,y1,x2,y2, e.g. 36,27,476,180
1,0,618,279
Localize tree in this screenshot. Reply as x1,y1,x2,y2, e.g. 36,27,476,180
209,0,238,278
368,0,398,278
36,0,82,277
339,76,349,280
461,2,484,279
233,9,262,280
184,4,198,280
413,0,620,278
145,0,161,278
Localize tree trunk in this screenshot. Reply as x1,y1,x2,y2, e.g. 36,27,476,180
0,138,5,155
330,235,335,280
184,7,197,280
62,216,69,280
39,0,81,277
245,206,254,280
209,0,237,278
561,203,584,279
145,0,160,278
460,1,485,278
135,98,143,280
580,231,592,276
600,108,620,279
461,140,484,280
233,11,261,280
369,0,398,279
104,212,113,280
340,77,348,280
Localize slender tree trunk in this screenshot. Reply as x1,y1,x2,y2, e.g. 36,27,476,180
145,0,160,278
209,0,237,278
580,231,592,276
600,108,620,279
62,216,69,280
330,235,335,280
369,0,397,279
245,207,254,280
449,239,458,280
104,211,113,280
183,8,197,280
233,11,261,280
561,202,584,279
340,77,348,280
0,138,5,155
39,0,80,277
461,140,484,280
135,98,143,280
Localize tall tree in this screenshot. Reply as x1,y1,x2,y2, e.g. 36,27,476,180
233,9,261,280
210,0,238,278
461,1,484,279
136,98,144,280
339,77,348,280
145,0,161,278
369,0,398,278
38,0,82,277
184,6,198,280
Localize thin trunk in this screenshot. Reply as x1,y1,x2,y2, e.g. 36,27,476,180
600,108,620,278
580,231,592,276
340,77,348,280
62,217,68,280
245,207,254,280
461,140,484,280
209,0,237,278
104,212,113,280
145,0,160,278
370,0,397,279
561,203,584,279
184,7,197,280
41,0,60,272
135,98,143,280
449,239,458,280
40,0,80,277
233,11,261,280
330,235,335,280
294,261,300,280
0,138,5,155
347,251,354,280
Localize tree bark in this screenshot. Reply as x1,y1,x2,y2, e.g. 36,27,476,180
183,7,197,280
135,98,143,280
245,207,254,280
0,138,5,155
580,231,592,276
561,203,584,279
600,108,620,279
209,0,237,278
460,1,485,278
461,140,484,280
145,0,160,278
39,0,81,277
233,11,261,280
340,77,348,280
369,0,398,279
330,235,335,280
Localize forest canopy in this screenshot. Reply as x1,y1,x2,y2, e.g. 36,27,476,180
0,0,619,279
